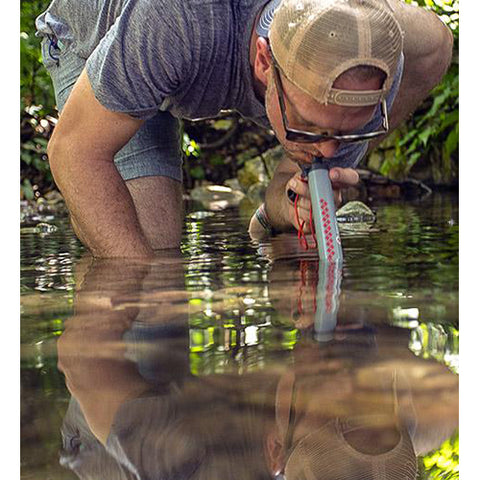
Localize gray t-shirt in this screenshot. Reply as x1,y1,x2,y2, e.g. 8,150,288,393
36,0,269,125
36,0,403,168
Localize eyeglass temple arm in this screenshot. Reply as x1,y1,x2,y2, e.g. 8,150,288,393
381,98,389,131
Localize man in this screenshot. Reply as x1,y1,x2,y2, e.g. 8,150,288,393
36,0,453,257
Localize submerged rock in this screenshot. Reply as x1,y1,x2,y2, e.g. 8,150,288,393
336,201,376,223
190,185,245,211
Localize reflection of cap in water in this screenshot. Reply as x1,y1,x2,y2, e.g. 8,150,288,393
257,0,403,106
284,417,417,479
275,370,418,480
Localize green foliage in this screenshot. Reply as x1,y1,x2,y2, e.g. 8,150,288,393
182,131,206,180
21,136,49,169
20,0,55,113
21,0,56,197
422,432,459,479
21,133,52,200
379,66,458,183
376,0,459,184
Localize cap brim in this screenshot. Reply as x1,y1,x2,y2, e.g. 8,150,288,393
256,0,282,37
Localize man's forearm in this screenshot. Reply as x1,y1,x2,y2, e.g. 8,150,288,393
49,141,154,258
264,158,296,232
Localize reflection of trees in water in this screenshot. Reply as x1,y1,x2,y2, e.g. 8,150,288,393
422,431,459,479
343,200,458,294
410,322,458,373
54,256,457,479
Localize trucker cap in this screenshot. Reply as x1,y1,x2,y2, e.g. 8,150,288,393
256,0,404,107
283,418,418,480
274,369,418,480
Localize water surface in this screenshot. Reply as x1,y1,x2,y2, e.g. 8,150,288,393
21,193,459,479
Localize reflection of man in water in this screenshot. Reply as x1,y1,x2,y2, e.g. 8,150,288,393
58,258,458,479
267,369,418,479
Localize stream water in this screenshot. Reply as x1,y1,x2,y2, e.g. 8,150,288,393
21,193,459,479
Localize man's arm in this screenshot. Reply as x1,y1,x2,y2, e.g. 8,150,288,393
47,69,154,258
57,259,153,444
264,155,302,232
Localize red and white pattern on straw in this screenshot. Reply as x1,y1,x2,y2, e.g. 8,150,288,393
319,198,335,263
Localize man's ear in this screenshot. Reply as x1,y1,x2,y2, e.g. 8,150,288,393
254,37,273,87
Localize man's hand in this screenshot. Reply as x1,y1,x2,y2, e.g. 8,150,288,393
284,167,359,233
249,160,359,241
257,151,360,235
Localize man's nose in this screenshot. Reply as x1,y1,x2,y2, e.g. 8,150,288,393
314,140,340,158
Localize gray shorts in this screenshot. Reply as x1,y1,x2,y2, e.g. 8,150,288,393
41,37,183,182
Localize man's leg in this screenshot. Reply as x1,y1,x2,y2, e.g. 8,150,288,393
113,110,185,250
42,37,184,250
125,176,183,249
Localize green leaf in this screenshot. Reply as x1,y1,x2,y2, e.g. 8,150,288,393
407,152,422,170
34,138,49,148
22,179,35,200
404,141,420,156
398,129,417,147
422,86,451,123
418,126,434,147
212,119,233,131
190,166,205,180
379,157,394,176
21,151,33,165
443,123,459,159
437,110,459,135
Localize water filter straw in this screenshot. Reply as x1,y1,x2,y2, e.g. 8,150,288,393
304,158,343,341
313,260,342,342
307,159,343,263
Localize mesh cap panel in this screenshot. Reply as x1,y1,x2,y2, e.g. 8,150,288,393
269,0,403,106
284,418,418,480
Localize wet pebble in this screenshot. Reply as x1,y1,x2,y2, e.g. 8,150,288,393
20,222,58,235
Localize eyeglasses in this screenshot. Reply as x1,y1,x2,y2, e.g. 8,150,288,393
269,51,389,145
